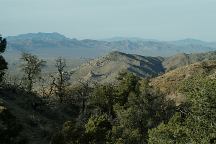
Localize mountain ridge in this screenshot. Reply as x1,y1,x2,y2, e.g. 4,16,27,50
5,32,216,59
71,51,165,83
70,50,216,84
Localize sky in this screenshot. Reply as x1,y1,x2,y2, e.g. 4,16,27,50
1,0,216,41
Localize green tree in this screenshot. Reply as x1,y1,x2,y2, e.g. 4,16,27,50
53,57,71,103
51,115,112,144
20,53,46,92
0,35,8,82
148,112,189,144
51,73,175,144
85,114,112,143
89,84,116,117
116,72,140,105
51,120,85,144
73,81,92,115
112,79,175,144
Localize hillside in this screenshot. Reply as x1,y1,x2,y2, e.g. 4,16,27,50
163,51,216,71
0,86,77,144
71,51,165,83
151,60,216,104
71,51,216,84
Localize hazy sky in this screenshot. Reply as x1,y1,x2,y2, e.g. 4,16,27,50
1,0,216,41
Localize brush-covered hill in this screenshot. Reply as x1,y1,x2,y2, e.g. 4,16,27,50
71,51,165,83
71,51,216,84
151,60,216,104
163,51,216,71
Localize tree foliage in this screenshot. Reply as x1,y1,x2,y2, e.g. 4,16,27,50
148,76,216,144
20,53,46,92
85,114,112,143
112,79,175,144
53,57,71,103
116,72,140,105
0,35,8,82
89,84,116,117
51,72,176,144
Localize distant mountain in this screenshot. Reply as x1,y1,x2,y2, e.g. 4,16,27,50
6,33,110,58
5,32,216,59
7,32,68,41
170,38,208,45
102,37,158,42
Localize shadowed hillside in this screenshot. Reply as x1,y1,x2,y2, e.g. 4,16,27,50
71,51,216,84
0,86,78,144
71,51,165,83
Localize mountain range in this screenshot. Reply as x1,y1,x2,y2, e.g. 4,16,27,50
5,32,216,59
